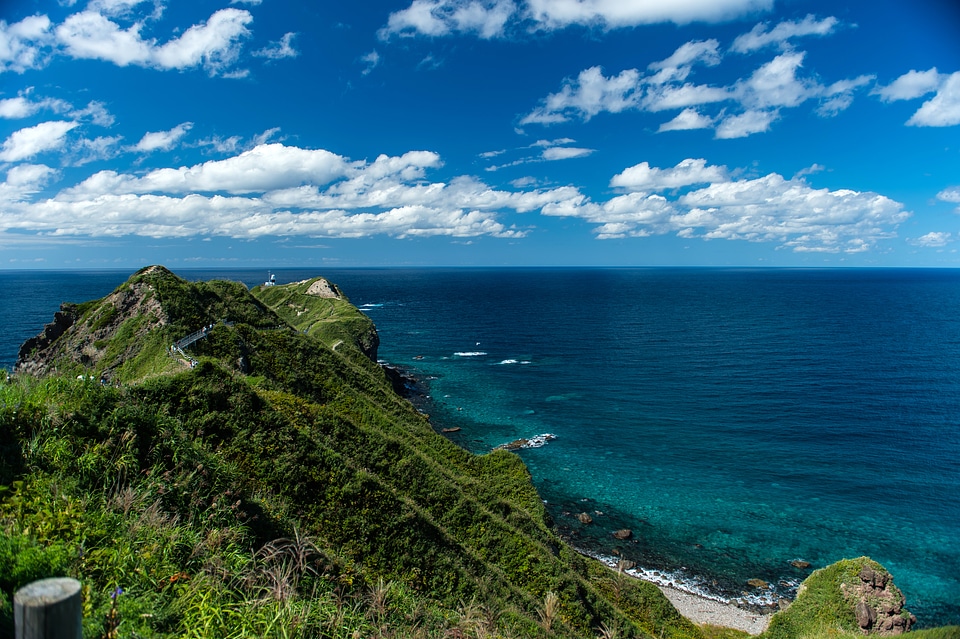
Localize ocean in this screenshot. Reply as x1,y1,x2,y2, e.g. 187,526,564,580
2,267,959,626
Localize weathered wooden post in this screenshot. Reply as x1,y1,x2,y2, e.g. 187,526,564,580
13,578,82,639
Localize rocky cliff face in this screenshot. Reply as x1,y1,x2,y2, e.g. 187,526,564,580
15,275,167,377
842,564,916,635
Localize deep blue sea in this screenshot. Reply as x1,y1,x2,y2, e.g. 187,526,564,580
2,267,959,626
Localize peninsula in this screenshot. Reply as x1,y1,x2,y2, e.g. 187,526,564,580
1,266,953,639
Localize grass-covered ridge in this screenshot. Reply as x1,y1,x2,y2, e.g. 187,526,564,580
2,266,956,639
2,266,703,638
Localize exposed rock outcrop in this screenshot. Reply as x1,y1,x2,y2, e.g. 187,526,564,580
304,278,342,299
15,278,168,376
841,564,916,635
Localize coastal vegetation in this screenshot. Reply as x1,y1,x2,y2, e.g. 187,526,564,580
2,266,957,639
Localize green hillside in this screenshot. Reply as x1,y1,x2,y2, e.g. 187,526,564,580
1,266,954,639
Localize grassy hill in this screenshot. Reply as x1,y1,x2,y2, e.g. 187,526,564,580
1,266,956,639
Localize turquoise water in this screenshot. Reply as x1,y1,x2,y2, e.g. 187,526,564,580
3,267,959,625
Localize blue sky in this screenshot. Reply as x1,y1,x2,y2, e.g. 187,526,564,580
1,0,959,268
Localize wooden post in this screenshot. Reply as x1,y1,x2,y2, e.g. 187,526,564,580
13,578,82,639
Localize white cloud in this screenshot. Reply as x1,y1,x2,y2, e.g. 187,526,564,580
253,32,298,60
55,8,252,75
151,9,252,74
87,0,162,19
380,0,517,40
381,0,772,38
938,186,960,204
0,96,36,118
0,163,58,203
730,14,839,53
541,146,594,160
737,51,813,109
657,107,714,131
4,143,590,241
910,232,952,247
547,164,908,251
715,109,777,138
873,68,941,102
197,135,243,154
647,39,720,84
0,15,53,73
70,100,115,127
55,11,152,65
252,127,282,146
523,0,773,29
521,23,868,134
818,75,873,116
68,135,124,166
642,82,729,112
610,158,727,191
361,49,380,75
794,163,825,178
0,120,79,162
907,72,960,127
520,66,641,125
532,137,575,147
131,122,193,153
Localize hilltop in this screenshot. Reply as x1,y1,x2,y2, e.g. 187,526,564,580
1,266,956,639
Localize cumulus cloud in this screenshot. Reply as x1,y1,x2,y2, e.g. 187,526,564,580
2,142,590,241
0,120,79,162
730,14,838,53
0,163,58,202
610,158,727,191
910,231,952,247
522,19,869,135
520,66,641,125
907,72,960,127
874,68,942,102
523,0,773,28
381,0,773,38
871,69,960,127
131,122,193,153
0,15,53,73
736,51,813,109
253,32,298,60
380,0,517,40
546,160,909,251
0,96,37,119
938,186,960,204
657,107,714,132
54,8,251,75
715,109,778,138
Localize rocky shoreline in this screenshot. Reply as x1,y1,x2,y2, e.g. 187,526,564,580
384,358,781,634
